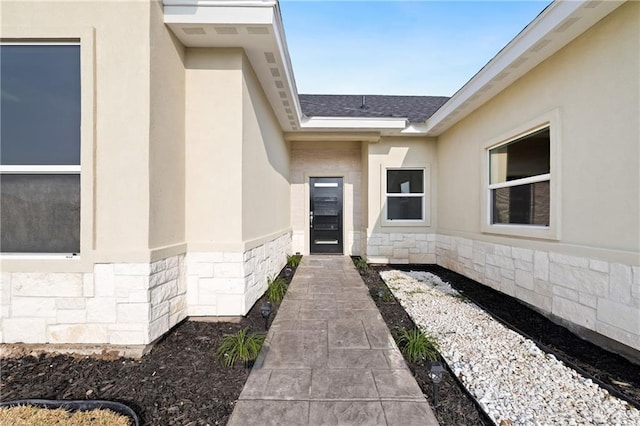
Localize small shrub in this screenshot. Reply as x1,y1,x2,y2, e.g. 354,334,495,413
376,287,395,303
353,257,369,272
451,293,468,302
266,275,287,304
216,328,266,368
286,254,302,268
397,328,440,364
380,289,395,303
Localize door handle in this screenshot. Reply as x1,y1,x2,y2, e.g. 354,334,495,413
309,211,314,228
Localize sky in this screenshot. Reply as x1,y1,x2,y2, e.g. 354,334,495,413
279,0,552,96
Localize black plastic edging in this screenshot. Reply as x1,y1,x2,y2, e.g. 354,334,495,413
436,356,495,426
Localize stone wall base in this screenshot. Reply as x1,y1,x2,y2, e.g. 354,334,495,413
1,232,290,346
363,232,639,358
434,234,639,355
186,231,291,316
1,254,187,346
366,232,437,264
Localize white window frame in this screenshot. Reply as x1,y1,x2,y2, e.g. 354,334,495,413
384,168,427,225
0,34,93,263
481,109,561,240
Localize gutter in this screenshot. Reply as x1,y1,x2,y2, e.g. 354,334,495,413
300,116,408,131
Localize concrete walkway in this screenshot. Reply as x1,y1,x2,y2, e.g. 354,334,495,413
228,255,438,425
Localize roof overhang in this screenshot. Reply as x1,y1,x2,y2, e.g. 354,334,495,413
424,0,626,136
164,0,625,138
163,0,302,131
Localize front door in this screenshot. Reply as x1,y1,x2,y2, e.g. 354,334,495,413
310,177,343,254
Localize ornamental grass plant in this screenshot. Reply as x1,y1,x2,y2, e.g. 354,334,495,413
216,328,266,369
266,275,287,304
397,327,440,364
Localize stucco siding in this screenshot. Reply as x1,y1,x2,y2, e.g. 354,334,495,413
1,0,154,265
149,0,186,253
241,54,291,243
184,48,244,249
435,2,640,355
437,2,639,256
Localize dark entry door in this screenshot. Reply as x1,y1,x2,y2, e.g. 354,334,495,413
310,177,343,254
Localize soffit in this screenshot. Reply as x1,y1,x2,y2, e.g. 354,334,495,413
163,0,301,131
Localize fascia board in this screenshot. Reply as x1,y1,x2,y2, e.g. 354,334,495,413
164,0,277,7
284,132,381,143
300,116,408,130
164,5,274,25
271,1,303,119
424,0,624,135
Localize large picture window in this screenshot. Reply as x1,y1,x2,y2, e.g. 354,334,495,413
386,169,424,221
489,127,550,226
1,43,81,253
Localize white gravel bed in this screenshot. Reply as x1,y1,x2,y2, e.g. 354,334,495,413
381,269,640,426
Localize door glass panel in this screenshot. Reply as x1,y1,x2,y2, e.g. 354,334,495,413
314,196,338,216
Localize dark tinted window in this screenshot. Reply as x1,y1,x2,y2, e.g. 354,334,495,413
490,128,550,184
388,197,422,220
1,174,80,252
1,45,80,165
492,181,549,226
387,170,423,193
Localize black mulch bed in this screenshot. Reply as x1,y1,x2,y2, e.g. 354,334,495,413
0,263,299,426
4,259,638,426
2,321,246,425
359,261,640,425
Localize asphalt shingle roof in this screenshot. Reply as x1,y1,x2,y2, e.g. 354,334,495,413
299,94,450,123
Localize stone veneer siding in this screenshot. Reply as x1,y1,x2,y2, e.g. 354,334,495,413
366,232,437,264
186,232,290,316
1,231,291,345
435,234,640,353
1,232,290,345
362,232,639,355
0,254,187,345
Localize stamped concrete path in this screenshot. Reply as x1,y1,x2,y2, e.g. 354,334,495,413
228,255,438,425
